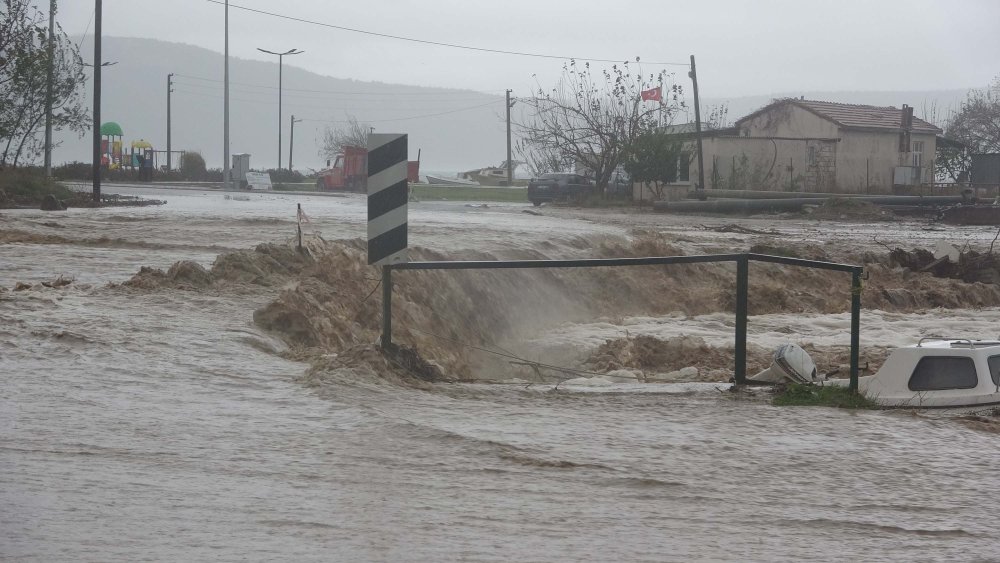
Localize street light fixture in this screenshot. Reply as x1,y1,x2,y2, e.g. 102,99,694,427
257,47,303,170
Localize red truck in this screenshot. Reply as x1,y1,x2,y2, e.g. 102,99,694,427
316,146,420,191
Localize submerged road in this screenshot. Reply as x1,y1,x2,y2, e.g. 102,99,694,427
3,188,1000,561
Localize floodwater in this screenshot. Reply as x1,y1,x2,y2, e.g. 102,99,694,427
3,186,1000,561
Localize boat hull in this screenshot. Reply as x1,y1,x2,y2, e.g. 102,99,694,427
425,175,479,186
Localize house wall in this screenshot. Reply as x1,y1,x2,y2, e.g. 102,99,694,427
835,130,936,193
739,104,840,138
690,137,827,192
630,103,940,200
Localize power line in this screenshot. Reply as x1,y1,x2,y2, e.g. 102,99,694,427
205,0,691,67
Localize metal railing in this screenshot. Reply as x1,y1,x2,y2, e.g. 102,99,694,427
381,253,865,391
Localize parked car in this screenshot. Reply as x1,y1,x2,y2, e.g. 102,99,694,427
527,173,595,206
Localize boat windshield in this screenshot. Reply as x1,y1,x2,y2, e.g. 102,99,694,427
908,357,978,391
988,356,1000,386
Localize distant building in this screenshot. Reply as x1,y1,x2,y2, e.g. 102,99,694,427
639,99,942,200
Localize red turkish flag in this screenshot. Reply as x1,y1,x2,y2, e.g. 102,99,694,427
640,86,662,102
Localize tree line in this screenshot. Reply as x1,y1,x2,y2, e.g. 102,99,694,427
1,0,89,169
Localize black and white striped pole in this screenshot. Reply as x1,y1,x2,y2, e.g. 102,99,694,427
367,133,409,350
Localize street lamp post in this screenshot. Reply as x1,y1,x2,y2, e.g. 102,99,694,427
289,115,302,171
256,47,303,170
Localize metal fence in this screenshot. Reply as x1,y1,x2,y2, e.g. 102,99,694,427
381,253,865,390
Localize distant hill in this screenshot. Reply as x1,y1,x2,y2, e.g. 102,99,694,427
57,37,507,172
54,37,976,172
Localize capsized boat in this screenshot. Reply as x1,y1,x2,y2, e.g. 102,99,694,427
425,174,479,186
749,343,821,384
827,338,1000,409
458,161,528,187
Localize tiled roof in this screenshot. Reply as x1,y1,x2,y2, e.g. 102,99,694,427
737,99,943,134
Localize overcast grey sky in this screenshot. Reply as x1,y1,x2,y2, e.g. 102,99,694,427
55,0,999,100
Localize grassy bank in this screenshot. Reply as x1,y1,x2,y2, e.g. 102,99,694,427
0,169,75,208
772,383,878,409
412,184,528,202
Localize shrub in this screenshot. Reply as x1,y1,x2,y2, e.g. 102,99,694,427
772,383,877,409
179,152,207,180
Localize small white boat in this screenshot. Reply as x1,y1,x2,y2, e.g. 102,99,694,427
749,343,820,384
425,174,479,186
828,338,1000,409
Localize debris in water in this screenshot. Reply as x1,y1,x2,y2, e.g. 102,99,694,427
14,282,31,291
40,275,73,288
703,223,780,236
522,209,543,216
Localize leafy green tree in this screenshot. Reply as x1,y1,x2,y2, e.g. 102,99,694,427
623,130,683,200
179,151,207,180
0,0,88,168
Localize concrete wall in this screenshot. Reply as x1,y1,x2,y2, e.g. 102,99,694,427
689,137,825,192
738,104,840,138
835,131,936,193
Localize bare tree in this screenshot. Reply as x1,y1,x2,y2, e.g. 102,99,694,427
932,77,1000,182
516,59,682,192
319,115,370,162
1,0,88,168
948,76,1000,153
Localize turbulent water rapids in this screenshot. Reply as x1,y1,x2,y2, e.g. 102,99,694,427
3,186,1000,561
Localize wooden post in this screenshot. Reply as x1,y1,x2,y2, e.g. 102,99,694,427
689,55,706,194
381,265,392,350
506,89,513,186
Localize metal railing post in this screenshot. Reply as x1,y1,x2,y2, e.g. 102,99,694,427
850,268,862,392
735,256,749,385
381,265,393,350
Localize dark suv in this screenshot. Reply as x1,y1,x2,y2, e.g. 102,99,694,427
527,173,595,206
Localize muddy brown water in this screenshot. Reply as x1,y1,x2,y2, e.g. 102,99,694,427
3,187,1000,561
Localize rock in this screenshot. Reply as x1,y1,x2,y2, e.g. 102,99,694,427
40,194,66,211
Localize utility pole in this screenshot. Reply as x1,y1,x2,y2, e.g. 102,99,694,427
43,0,56,177
91,0,102,203
223,0,230,188
505,89,514,186
288,115,302,171
689,54,706,196
166,73,174,171
256,47,303,170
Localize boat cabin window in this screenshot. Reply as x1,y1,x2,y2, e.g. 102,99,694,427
907,357,978,391
988,356,1000,386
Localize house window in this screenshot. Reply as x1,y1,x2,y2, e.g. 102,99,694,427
907,356,978,391
912,141,924,167
807,146,816,166
678,153,690,182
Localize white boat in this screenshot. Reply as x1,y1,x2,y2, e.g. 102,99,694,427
749,343,820,384
425,174,479,186
828,338,1000,409
459,161,527,187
